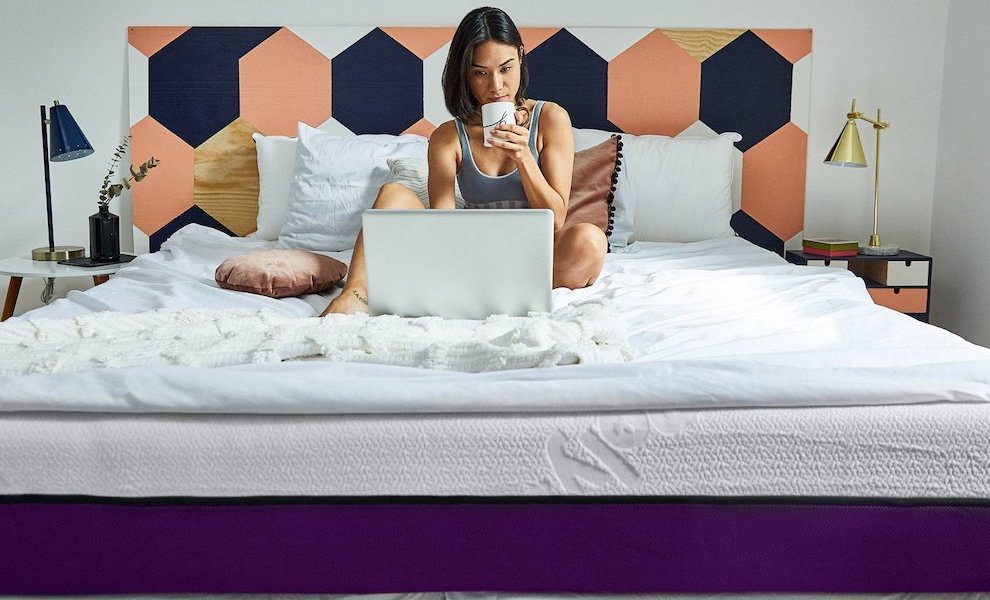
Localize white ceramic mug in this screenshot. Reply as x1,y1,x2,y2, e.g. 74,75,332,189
482,101,516,147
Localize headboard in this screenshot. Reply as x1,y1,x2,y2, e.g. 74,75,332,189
128,26,811,254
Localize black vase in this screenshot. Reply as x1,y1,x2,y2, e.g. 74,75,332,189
89,205,120,261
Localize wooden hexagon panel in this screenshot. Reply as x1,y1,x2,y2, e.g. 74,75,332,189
128,26,812,254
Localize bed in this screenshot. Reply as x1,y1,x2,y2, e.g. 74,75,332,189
2,25,990,597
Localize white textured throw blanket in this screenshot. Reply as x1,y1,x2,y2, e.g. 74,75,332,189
0,300,631,375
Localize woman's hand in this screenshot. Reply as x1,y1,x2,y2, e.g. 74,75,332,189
488,121,533,165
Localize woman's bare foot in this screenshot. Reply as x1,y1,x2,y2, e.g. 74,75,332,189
321,288,369,316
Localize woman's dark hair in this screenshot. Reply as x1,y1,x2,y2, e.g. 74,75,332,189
442,7,528,122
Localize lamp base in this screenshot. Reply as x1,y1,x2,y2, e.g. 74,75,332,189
858,244,900,256
32,245,85,261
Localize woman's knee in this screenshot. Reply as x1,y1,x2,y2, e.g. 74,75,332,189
559,223,608,259
553,224,607,288
373,182,425,209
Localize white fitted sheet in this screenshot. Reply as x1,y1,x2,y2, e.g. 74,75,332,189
2,401,988,498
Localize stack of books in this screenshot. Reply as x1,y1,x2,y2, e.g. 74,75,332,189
802,238,858,258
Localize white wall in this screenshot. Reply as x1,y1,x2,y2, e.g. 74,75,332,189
0,0,950,318
930,0,990,347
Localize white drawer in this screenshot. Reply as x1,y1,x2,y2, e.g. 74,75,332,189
805,259,848,269
850,259,929,287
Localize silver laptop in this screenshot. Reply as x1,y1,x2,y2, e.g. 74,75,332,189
362,209,554,319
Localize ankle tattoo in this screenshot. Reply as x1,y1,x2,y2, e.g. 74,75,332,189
353,289,368,306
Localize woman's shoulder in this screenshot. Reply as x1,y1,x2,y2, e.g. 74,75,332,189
428,120,461,154
535,100,571,127
430,120,459,142
533,100,572,134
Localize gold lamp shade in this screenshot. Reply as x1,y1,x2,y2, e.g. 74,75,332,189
824,119,867,167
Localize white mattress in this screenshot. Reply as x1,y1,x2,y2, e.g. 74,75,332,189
2,401,988,498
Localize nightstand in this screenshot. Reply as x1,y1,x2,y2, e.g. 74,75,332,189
0,257,128,321
786,250,932,322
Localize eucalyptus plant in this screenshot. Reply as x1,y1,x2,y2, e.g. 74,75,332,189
98,135,160,208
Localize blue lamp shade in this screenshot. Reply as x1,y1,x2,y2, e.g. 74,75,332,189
48,103,94,162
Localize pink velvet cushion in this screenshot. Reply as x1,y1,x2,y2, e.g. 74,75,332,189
215,249,347,298
562,135,621,238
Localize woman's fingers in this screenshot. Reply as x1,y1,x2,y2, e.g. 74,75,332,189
492,123,526,144
486,123,530,161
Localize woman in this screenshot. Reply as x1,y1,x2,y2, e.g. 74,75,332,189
323,6,607,316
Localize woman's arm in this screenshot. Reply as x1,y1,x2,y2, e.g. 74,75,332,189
491,102,574,230
427,122,459,210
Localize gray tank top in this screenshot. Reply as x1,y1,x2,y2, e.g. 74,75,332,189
454,100,544,209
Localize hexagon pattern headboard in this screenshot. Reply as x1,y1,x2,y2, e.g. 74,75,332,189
128,26,811,254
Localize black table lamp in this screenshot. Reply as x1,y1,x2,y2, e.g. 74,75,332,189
32,101,94,261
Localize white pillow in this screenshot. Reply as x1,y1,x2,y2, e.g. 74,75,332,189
625,132,741,243
277,123,428,251
252,132,297,240
573,128,634,248
386,157,466,209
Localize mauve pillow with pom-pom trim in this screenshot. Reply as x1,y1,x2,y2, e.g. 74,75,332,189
215,249,347,298
562,135,621,242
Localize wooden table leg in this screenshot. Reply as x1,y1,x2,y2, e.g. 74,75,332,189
3,276,22,322
93,275,110,285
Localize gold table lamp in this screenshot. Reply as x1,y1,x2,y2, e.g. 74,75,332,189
824,99,898,255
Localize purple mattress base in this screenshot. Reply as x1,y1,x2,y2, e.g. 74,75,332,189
1,498,988,594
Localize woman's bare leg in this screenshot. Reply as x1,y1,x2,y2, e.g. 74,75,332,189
552,222,608,289
322,183,424,315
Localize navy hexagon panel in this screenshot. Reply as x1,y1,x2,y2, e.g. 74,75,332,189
129,26,811,254
527,29,615,131
700,30,793,153
332,28,423,135
149,27,281,148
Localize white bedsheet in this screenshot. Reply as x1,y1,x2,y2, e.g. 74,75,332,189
2,225,989,414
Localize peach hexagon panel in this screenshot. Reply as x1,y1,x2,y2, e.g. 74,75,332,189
128,26,811,254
